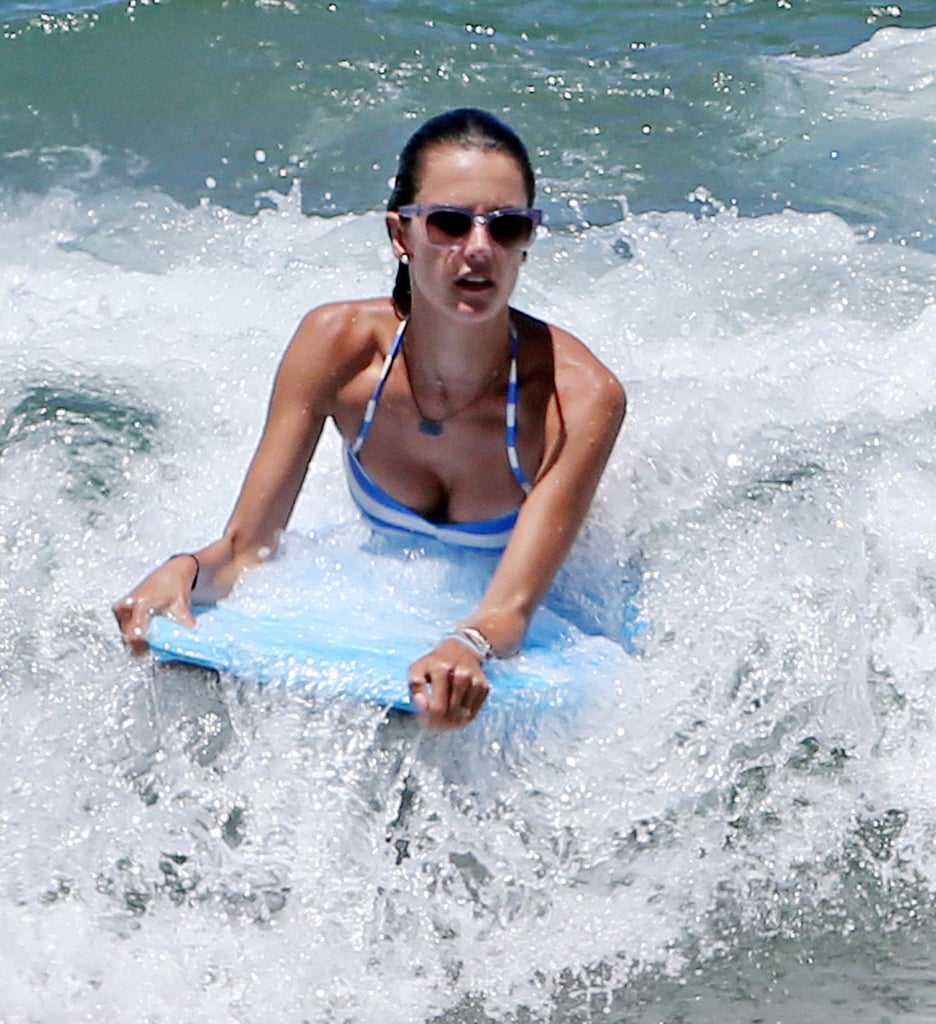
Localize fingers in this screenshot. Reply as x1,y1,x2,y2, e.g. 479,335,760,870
408,673,430,713
112,558,198,657
166,593,197,629
408,640,491,730
111,594,152,657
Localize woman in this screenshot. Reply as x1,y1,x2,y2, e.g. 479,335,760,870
114,108,626,730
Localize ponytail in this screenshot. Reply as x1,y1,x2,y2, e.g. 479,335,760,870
392,260,412,319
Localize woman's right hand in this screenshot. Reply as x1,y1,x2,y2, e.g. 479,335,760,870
112,554,200,657
407,636,493,730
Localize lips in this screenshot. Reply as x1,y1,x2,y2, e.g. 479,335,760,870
455,275,494,292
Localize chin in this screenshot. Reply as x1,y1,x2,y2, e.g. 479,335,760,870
451,302,505,323
451,286,513,318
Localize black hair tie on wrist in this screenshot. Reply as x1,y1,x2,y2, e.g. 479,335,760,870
169,552,200,592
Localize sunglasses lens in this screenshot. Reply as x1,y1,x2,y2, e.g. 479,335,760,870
489,213,535,248
418,207,538,249
424,209,473,243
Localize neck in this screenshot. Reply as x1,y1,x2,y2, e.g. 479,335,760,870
404,307,512,385
401,309,514,432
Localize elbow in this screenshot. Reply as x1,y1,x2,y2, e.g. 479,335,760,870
597,373,627,435
611,377,627,427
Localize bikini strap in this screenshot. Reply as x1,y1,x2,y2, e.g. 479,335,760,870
350,319,407,456
352,318,532,496
506,321,532,494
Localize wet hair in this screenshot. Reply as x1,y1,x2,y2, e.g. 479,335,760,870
387,108,536,317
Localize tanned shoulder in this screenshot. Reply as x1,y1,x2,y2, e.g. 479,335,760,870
266,299,394,425
291,299,393,372
284,299,395,392
551,323,626,422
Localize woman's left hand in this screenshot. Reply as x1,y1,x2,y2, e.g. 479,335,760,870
408,638,491,729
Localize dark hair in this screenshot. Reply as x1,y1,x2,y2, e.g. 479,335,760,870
387,108,536,317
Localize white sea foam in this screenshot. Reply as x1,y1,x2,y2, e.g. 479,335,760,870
756,25,936,248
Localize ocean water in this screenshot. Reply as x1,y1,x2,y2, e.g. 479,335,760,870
3,1,936,1021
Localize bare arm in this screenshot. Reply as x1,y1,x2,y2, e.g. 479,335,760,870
113,303,360,653
194,313,332,597
471,359,626,652
409,329,626,727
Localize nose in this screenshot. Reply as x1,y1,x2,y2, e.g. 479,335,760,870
462,216,494,257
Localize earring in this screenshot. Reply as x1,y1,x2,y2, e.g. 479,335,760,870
400,253,409,265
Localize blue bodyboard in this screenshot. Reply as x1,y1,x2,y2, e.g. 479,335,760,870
144,530,640,717
147,602,623,716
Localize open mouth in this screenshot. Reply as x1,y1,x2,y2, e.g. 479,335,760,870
456,275,494,292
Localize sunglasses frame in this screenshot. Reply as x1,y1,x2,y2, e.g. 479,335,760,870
397,203,543,250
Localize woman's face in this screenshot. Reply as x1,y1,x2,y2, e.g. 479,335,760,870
389,143,532,323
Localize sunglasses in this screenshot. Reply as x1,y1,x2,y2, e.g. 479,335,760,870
397,203,543,250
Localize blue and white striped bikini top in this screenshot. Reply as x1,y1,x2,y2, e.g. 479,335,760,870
343,319,532,551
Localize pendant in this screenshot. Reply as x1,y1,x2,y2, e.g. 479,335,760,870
418,418,444,437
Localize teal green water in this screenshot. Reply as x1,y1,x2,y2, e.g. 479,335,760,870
2,0,935,238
